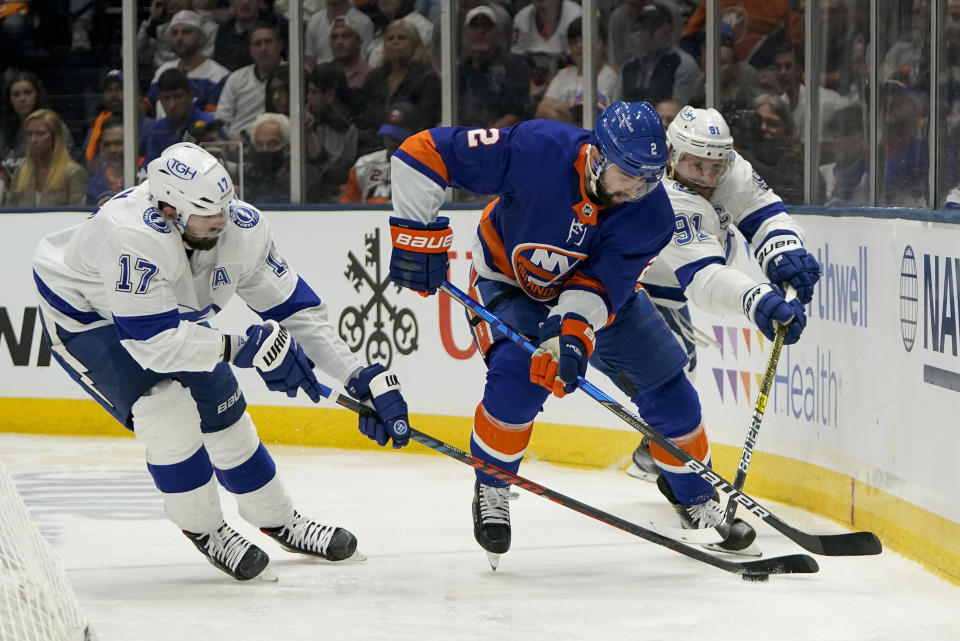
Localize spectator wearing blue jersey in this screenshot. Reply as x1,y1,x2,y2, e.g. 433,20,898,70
146,10,230,119
144,68,218,164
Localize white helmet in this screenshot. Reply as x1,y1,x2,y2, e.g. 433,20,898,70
147,142,234,230
666,106,734,163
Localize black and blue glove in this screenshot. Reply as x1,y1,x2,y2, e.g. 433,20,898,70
346,364,410,448
529,313,596,397
229,320,324,402
389,216,452,295
743,284,807,344
754,234,821,304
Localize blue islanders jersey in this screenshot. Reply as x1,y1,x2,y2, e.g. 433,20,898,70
390,119,676,327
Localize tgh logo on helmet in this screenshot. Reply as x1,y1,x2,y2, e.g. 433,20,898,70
166,158,197,180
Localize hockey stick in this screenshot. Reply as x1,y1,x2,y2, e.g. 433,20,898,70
310,380,816,578
438,279,881,558
722,285,794,525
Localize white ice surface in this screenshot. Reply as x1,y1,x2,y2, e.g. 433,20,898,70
2,433,959,641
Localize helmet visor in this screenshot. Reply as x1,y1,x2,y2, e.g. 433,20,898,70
602,161,665,202
673,152,729,189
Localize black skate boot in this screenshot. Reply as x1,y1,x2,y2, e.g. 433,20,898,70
472,480,514,570
625,437,659,482
183,521,273,581
260,511,359,561
656,474,758,555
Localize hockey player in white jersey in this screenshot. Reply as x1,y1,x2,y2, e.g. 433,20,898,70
32,142,411,581
628,106,821,484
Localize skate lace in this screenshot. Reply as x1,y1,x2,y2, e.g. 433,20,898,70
208,524,252,571
478,486,516,525
278,512,336,554
684,499,725,529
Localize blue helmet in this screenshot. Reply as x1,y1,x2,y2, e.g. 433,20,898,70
592,100,668,180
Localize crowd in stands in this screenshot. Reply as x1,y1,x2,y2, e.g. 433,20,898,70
0,0,946,207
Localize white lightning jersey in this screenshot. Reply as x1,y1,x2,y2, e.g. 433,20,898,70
33,183,362,383
639,151,807,315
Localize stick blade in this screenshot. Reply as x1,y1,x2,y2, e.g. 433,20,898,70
815,531,883,556
739,553,819,576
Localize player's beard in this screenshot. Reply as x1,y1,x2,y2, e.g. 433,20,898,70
182,234,219,251
592,175,628,208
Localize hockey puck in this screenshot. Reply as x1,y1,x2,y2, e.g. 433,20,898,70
741,572,769,582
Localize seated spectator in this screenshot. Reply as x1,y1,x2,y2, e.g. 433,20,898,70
430,0,512,68
818,103,868,206
214,0,289,72
621,2,704,106
138,0,218,71
749,93,803,204
264,63,291,115
536,17,620,124
82,70,154,166
243,112,329,203
144,68,218,164
357,19,440,138
680,0,803,70
656,98,683,128
880,81,928,207
341,101,420,203
307,63,361,189
1,71,74,179
458,5,531,128
215,22,285,141
511,0,581,58
716,34,760,110
364,0,433,64
568,92,610,126
305,0,375,70
146,10,230,119
0,0,38,69
330,15,372,89
4,109,88,207
85,117,129,207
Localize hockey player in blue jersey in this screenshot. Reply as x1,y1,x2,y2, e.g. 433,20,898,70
32,142,411,581
626,106,821,482
384,101,757,568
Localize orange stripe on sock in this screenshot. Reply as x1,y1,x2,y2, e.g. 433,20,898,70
649,423,710,467
473,403,532,456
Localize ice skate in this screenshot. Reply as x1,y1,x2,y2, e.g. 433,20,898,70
656,475,760,556
183,521,275,581
625,437,659,482
261,511,362,561
472,481,515,570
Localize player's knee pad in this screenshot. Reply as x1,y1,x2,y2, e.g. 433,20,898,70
132,379,203,465
630,372,701,439
482,341,549,423
202,413,278,495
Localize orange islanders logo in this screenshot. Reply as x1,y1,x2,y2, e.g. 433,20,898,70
512,243,587,300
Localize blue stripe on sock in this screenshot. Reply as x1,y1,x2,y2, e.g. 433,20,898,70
147,446,214,493
214,441,277,494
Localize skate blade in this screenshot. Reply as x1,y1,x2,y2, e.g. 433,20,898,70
344,549,367,562
625,463,659,482
647,519,726,545
702,539,763,557
254,564,279,582
485,551,501,571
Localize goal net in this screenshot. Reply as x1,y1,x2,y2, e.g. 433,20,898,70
0,455,96,641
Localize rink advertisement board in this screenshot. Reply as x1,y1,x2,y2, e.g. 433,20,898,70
1,207,959,581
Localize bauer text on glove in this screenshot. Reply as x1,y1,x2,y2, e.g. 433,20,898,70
389,216,452,295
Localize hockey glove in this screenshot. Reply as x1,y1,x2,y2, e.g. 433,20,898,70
229,320,324,402
754,234,821,304
743,283,807,344
389,216,452,295
530,313,596,397
346,364,410,449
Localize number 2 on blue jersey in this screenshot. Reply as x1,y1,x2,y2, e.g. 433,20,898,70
116,255,159,294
